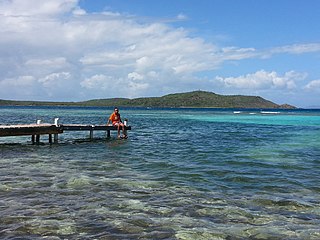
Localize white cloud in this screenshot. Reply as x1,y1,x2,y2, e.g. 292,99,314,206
72,6,86,16
25,57,67,67
0,0,319,102
38,72,71,87
0,0,79,17
270,43,320,55
304,79,320,91
221,47,257,60
215,70,304,90
259,43,320,59
128,72,144,81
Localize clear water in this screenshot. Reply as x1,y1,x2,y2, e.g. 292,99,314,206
0,106,320,239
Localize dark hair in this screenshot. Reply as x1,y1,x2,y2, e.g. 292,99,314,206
114,107,119,111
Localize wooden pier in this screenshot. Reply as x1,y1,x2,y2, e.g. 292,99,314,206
0,119,131,143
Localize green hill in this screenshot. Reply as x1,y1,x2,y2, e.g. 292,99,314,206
0,91,295,108
79,91,295,108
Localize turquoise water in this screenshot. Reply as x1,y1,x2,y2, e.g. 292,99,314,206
0,107,320,239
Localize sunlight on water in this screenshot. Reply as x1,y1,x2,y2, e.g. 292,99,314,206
0,107,320,239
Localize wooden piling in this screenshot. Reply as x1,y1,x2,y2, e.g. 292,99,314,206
36,120,41,143
89,125,94,139
54,133,59,143
54,118,59,143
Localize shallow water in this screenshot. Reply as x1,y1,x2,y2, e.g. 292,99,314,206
1,106,320,239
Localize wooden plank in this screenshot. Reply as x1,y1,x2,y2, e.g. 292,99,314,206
60,124,131,131
0,123,131,138
0,125,63,137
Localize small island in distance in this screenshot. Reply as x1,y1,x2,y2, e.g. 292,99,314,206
0,90,296,109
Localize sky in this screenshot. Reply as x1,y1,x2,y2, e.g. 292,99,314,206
0,0,319,107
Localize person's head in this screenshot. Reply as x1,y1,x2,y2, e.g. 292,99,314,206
114,107,119,113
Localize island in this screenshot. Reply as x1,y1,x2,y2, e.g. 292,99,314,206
0,90,296,109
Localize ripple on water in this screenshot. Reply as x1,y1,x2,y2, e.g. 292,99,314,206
1,107,320,239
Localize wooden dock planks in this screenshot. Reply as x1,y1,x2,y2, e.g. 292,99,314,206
60,124,131,131
0,124,62,137
0,123,131,142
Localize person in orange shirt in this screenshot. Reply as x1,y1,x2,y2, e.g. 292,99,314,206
107,107,127,138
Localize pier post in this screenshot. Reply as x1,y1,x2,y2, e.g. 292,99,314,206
124,120,128,137
54,134,59,143
54,118,59,143
54,118,59,126
90,125,94,139
107,130,111,138
49,134,52,144
35,120,41,143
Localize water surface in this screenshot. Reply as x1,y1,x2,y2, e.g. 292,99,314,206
1,107,320,239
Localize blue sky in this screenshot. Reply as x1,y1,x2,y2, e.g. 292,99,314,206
0,0,319,107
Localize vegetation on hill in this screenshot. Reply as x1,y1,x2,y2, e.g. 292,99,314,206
0,91,295,109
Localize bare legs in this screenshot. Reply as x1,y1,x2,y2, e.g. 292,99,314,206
116,123,126,138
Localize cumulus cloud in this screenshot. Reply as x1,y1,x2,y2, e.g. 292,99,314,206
0,0,319,101
1,0,228,99
215,70,305,90
128,72,144,81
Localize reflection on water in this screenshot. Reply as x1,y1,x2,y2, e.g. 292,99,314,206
0,107,320,239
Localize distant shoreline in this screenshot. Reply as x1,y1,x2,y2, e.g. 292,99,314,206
0,104,304,110
0,90,297,109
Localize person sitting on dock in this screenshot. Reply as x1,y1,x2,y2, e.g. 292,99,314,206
107,107,127,139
